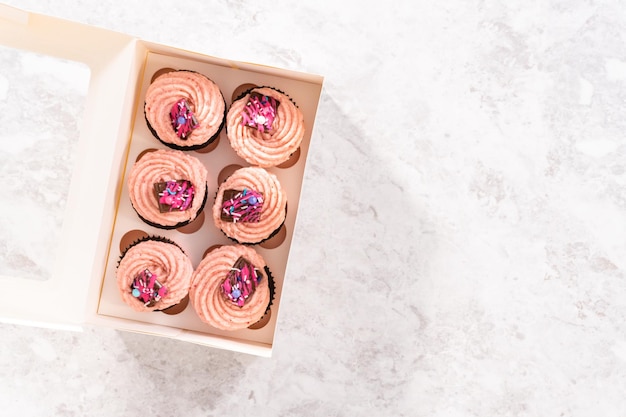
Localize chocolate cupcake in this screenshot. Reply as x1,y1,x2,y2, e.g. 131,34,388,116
190,245,273,330
116,236,193,313
212,167,286,244
127,149,208,229
144,70,226,150
226,86,304,167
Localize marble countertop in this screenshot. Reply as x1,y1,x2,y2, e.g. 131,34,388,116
1,0,625,415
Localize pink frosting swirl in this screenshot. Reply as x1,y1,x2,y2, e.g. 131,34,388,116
190,245,270,330
128,149,208,228
117,239,193,312
145,71,225,148
212,167,286,244
226,87,305,167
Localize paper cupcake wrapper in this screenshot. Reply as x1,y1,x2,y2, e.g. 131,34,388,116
229,85,299,110
117,234,187,267
156,294,190,314
130,183,209,230
262,265,276,316
144,69,227,151
220,219,286,246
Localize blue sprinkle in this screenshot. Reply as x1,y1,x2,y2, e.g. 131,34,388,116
132,288,140,298
248,196,257,205
232,289,241,299
177,116,186,125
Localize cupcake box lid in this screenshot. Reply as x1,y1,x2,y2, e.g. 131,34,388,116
0,4,323,357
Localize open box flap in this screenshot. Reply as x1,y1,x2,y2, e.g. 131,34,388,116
0,4,137,328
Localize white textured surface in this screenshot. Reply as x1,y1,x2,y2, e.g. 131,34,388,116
1,0,626,415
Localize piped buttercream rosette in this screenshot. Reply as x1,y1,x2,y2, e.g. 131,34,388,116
190,245,272,330
144,70,226,150
116,236,193,312
226,86,304,167
127,149,208,229
212,167,287,244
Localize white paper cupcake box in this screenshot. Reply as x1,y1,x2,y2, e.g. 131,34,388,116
0,4,323,357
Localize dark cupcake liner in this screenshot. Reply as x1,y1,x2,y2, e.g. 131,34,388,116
262,265,275,316
156,294,190,314
229,85,299,110
219,219,286,246
117,234,186,267
131,183,209,230
246,265,276,329
144,70,227,151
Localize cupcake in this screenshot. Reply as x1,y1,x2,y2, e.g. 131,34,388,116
226,86,304,167
190,245,272,330
213,167,287,244
144,70,226,150
116,236,193,312
127,149,208,229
